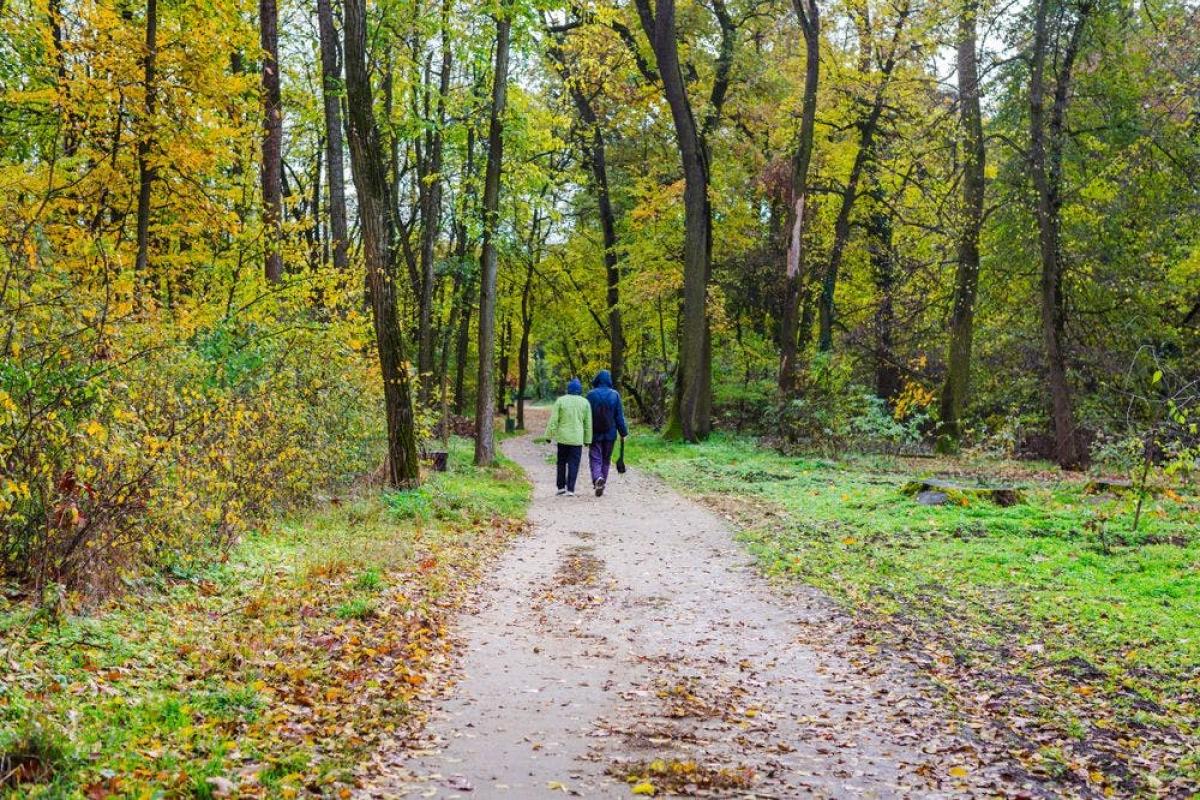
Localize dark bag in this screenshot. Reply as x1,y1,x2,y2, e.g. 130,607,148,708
616,436,626,474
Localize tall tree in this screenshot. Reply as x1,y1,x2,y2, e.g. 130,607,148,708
260,0,284,283
474,5,512,466
638,0,714,441
342,0,420,487
1028,0,1092,468
816,0,910,352
133,0,159,295
416,0,453,401
545,27,626,388
937,0,985,450
316,0,349,272
777,0,820,392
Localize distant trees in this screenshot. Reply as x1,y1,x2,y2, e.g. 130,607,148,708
316,0,349,272
2,0,1196,532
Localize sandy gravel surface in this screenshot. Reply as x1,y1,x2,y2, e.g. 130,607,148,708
358,411,1043,798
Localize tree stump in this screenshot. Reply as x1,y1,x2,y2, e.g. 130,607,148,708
901,478,1024,507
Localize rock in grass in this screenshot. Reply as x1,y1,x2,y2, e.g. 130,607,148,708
916,490,950,506
901,478,1024,507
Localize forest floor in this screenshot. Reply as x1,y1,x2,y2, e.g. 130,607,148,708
5,419,1197,799
358,412,1060,799
630,433,1200,798
0,437,529,800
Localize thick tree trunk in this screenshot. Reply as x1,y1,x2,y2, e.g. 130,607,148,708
317,0,350,272
474,9,511,466
343,0,420,488
1029,0,1088,469
260,0,284,283
778,0,820,392
937,0,985,451
640,0,713,441
134,0,158,298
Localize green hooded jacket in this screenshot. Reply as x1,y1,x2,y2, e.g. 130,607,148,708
545,391,592,446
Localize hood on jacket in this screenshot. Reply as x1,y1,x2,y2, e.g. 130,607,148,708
567,377,583,395
592,369,613,389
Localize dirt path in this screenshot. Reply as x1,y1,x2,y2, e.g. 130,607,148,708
359,416,1037,798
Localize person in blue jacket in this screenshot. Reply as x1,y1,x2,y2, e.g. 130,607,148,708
586,369,628,497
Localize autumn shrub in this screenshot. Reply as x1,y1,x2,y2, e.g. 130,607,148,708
0,264,384,597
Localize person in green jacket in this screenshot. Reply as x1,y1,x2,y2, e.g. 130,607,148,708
544,377,592,496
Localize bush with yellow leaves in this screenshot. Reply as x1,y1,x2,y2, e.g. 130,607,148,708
1,270,385,599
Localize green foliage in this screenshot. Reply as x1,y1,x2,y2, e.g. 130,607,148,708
334,597,375,620
354,568,384,591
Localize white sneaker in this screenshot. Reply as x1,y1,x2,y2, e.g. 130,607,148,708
566,491,576,497
556,489,567,496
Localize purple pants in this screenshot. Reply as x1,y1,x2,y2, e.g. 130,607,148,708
589,439,615,484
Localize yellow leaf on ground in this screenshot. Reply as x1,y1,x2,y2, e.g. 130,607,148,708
631,781,656,796
949,766,970,778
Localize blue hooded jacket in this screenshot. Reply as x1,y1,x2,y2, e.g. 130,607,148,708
586,370,628,443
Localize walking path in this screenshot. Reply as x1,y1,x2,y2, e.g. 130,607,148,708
359,415,1037,798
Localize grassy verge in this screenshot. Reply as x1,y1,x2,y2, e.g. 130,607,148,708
0,436,529,799
630,431,1199,796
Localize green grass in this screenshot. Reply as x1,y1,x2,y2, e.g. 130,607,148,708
0,436,529,799
385,435,529,524
630,430,1200,791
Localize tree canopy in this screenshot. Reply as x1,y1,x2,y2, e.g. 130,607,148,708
2,0,1199,587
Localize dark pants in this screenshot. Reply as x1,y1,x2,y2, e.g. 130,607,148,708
556,444,582,492
589,439,615,484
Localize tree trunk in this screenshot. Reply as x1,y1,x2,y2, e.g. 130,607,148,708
454,275,474,415
134,0,159,298
867,177,900,402
317,0,350,272
640,0,713,441
343,0,420,488
309,145,323,271
474,8,511,466
1029,0,1088,469
416,0,453,403
937,0,985,451
497,315,512,414
517,245,537,430
260,0,284,283
777,0,820,393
